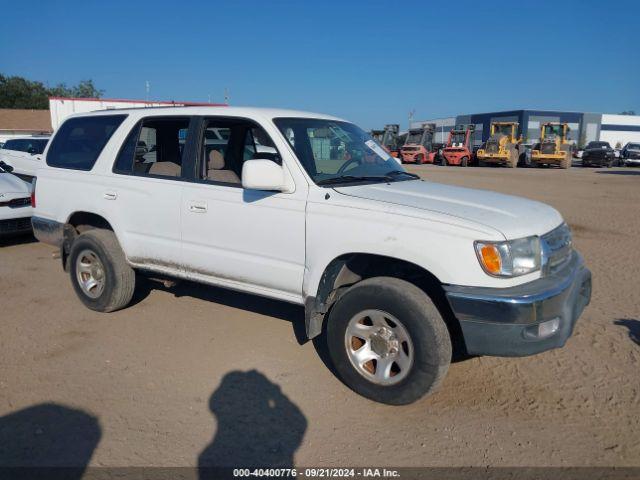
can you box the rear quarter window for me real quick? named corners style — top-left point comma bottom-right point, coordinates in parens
top-left (46, 115), bottom-right (127, 170)
top-left (3, 139), bottom-right (25, 152)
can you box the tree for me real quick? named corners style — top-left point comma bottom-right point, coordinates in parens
top-left (619, 110), bottom-right (636, 115)
top-left (0, 74), bottom-right (104, 109)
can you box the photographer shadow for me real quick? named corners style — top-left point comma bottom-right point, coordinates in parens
top-left (0, 403), bottom-right (100, 480)
top-left (198, 370), bottom-right (307, 478)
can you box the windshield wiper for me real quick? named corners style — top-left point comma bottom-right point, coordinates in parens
top-left (316, 175), bottom-right (391, 186)
top-left (384, 170), bottom-right (421, 180)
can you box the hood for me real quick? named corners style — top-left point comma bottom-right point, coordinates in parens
top-left (0, 172), bottom-right (31, 195)
top-left (334, 180), bottom-right (563, 239)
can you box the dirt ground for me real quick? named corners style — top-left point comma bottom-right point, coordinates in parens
top-left (0, 165), bottom-right (638, 469)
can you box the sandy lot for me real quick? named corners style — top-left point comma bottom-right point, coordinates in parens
top-left (0, 166), bottom-right (638, 469)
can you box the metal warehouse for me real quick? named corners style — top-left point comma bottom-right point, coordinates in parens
top-left (411, 110), bottom-right (640, 148)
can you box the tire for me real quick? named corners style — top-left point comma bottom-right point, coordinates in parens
top-left (507, 145), bottom-right (518, 168)
top-left (460, 156), bottom-right (469, 167)
top-left (560, 151), bottom-right (571, 169)
top-left (68, 229), bottom-right (135, 312)
top-left (325, 277), bottom-right (451, 405)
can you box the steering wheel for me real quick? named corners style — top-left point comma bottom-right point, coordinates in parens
top-left (337, 157), bottom-right (361, 175)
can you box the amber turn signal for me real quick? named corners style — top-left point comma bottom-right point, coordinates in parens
top-left (479, 244), bottom-right (502, 275)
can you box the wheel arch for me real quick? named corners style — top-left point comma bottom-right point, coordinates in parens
top-left (61, 211), bottom-right (116, 271)
top-left (304, 253), bottom-right (462, 345)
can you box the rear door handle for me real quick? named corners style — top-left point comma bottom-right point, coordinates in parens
top-left (188, 201), bottom-right (207, 213)
top-left (103, 192), bottom-right (117, 200)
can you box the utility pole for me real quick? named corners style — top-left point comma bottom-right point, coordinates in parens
top-left (408, 109), bottom-right (415, 130)
top-left (224, 88), bottom-right (229, 105)
top-left (145, 81), bottom-right (150, 102)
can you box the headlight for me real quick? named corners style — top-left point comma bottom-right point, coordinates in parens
top-left (475, 236), bottom-right (541, 277)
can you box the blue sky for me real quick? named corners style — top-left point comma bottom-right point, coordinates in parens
top-left (1, 0), bottom-right (638, 129)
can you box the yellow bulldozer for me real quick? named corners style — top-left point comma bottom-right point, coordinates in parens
top-left (530, 122), bottom-right (572, 169)
top-left (476, 122), bottom-right (522, 168)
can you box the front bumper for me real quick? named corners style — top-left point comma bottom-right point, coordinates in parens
top-left (0, 217), bottom-right (32, 236)
top-left (444, 252), bottom-right (591, 357)
top-left (624, 158), bottom-right (640, 166)
top-left (583, 155), bottom-right (612, 165)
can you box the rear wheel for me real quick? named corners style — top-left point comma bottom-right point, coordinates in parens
top-left (559, 145), bottom-right (572, 169)
top-left (326, 277), bottom-right (451, 405)
top-left (69, 229), bottom-right (135, 312)
top-left (460, 156), bottom-right (469, 167)
top-left (507, 145), bottom-right (518, 168)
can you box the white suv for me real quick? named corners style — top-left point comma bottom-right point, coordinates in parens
top-left (32, 107), bottom-right (591, 404)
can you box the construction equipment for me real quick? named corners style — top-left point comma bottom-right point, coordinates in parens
top-left (442, 125), bottom-right (475, 166)
top-left (531, 122), bottom-right (572, 169)
top-left (381, 124), bottom-right (401, 158)
top-left (476, 122), bottom-right (522, 168)
top-left (400, 123), bottom-right (437, 164)
top-left (370, 125), bottom-right (401, 157)
top-left (370, 129), bottom-right (385, 145)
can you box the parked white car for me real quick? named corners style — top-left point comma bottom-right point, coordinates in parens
top-left (31, 107), bottom-right (592, 404)
top-left (0, 161), bottom-right (33, 236)
top-left (0, 136), bottom-right (50, 179)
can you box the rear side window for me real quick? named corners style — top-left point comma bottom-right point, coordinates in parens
top-left (112, 117), bottom-right (190, 178)
top-left (47, 115), bottom-right (127, 170)
top-left (3, 139), bottom-right (25, 152)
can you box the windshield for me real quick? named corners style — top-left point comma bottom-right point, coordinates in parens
top-left (274, 118), bottom-right (408, 185)
top-left (543, 124), bottom-right (564, 137)
top-left (626, 143), bottom-right (640, 150)
top-left (405, 130), bottom-right (423, 145)
top-left (493, 124), bottom-right (514, 137)
top-left (587, 142), bottom-right (610, 149)
top-left (450, 132), bottom-right (466, 145)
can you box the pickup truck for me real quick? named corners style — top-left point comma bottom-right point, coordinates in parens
top-left (32, 107), bottom-right (592, 405)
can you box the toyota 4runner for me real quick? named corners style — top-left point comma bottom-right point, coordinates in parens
top-left (32, 107), bottom-right (592, 404)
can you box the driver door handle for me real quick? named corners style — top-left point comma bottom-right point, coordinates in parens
top-left (188, 201), bottom-right (208, 213)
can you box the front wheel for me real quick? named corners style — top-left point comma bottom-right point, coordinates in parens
top-left (460, 156), bottom-right (469, 167)
top-left (326, 277), bottom-right (451, 405)
top-left (69, 229), bottom-right (136, 312)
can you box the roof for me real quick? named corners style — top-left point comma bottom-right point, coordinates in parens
top-left (0, 109), bottom-right (52, 132)
top-left (49, 96), bottom-right (227, 106)
top-left (65, 106), bottom-right (346, 122)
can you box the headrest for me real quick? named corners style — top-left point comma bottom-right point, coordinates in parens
top-left (208, 150), bottom-right (224, 170)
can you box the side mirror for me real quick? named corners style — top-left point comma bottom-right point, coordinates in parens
top-left (0, 160), bottom-right (14, 173)
top-left (242, 159), bottom-right (291, 192)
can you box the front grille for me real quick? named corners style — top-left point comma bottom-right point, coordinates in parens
top-left (485, 140), bottom-right (499, 154)
top-left (540, 142), bottom-right (556, 155)
top-left (541, 223), bottom-right (573, 275)
top-left (0, 217), bottom-right (32, 234)
top-left (0, 197), bottom-right (31, 208)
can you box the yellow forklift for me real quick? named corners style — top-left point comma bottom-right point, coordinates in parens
top-left (476, 122), bottom-right (522, 168)
top-left (531, 122), bottom-right (572, 169)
